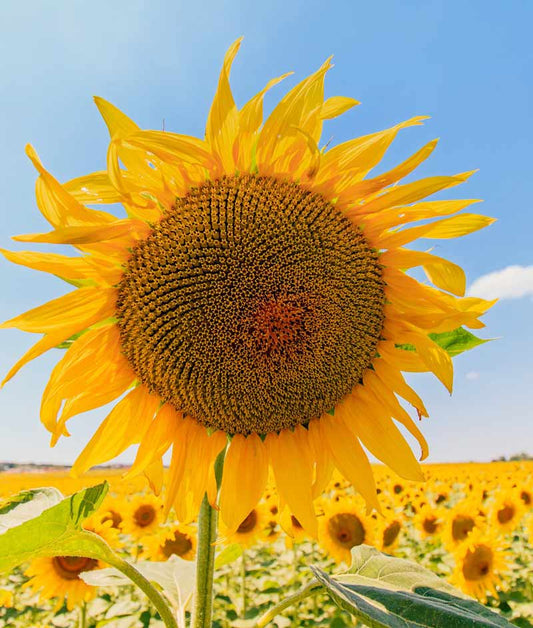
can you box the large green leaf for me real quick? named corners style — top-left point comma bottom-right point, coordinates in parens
top-left (0, 482), bottom-right (109, 572)
top-left (312, 545), bottom-right (512, 628)
top-left (429, 327), bottom-right (490, 357)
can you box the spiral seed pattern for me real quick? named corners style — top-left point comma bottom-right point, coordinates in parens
top-left (116, 175), bottom-right (385, 435)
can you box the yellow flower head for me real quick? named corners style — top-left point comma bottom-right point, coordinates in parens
top-left (142, 523), bottom-right (197, 561)
top-left (2, 39), bottom-right (494, 536)
top-left (491, 489), bottom-right (526, 534)
top-left (24, 555), bottom-right (100, 611)
top-left (318, 498), bottom-right (374, 565)
top-left (413, 504), bottom-right (445, 539)
top-left (442, 498), bottom-right (485, 550)
top-left (220, 502), bottom-right (270, 549)
top-left (122, 493), bottom-right (164, 539)
top-left (451, 530), bottom-right (508, 603)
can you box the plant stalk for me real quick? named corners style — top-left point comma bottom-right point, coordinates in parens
top-left (241, 550), bottom-right (247, 618)
top-left (254, 582), bottom-right (322, 628)
top-left (191, 494), bottom-right (219, 628)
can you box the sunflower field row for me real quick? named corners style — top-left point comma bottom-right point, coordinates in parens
top-left (0, 460), bottom-right (531, 627)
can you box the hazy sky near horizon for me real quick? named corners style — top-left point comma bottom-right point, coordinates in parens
top-left (0, 0), bottom-right (532, 465)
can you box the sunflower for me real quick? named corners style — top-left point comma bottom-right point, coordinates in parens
top-left (24, 555), bottom-right (100, 611)
top-left (318, 498), bottom-right (374, 565)
top-left (413, 504), bottom-right (444, 539)
top-left (221, 502), bottom-right (270, 549)
top-left (491, 489), bottom-right (526, 534)
top-left (122, 494), bottom-right (163, 539)
top-left (379, 516), bottom-right (403, 552)
top-left (142, 523), bottom-right (197, 561)
top-left (95, 495), bottom-right (128, 531)
top-left (442, 498), bottom-right (484, 550)
top-left (1, 39), bottom-right (494, 536)
top-left (451, 530), bottom-right (508, 603)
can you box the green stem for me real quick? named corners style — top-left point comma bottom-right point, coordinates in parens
top-left (241, 550), bottom-right (247, 618)
top-left (79, 601), bottom-right (87, 628)
top-left (102, 549), bottom-right (178, 628)
top-left (191, 494), bottom-right (219, 628)
top-left (254, 582), bottom-right (322, 628)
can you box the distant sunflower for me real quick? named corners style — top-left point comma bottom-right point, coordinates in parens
top-left (442, 499), bottom-right (484, 550)
top-left (143, 523), bottom-right (197, 561)
top-left (0, 589), bottom-right (12, 608)
top-left (122, 494), bottom-right (163, 538)
top-left (24, 555), bottom-right (99, 610)
top-left (379, 517), bottom-right (403, 552)
top-left (491, 490), bottom-right (525, 533)
top-left (451, 531), bottom-right (508, 602)
top-left (318, 499), bottom-right (374, 564)
top-left (1, 38), bottom-right (494, 535)
top-left (413, 504), bottom-right (444, 539)
top-left (221, 503), bottom-right (270, 548)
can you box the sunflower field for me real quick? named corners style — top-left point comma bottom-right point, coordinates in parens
top-left (0, 460), bottom-right (531, 627)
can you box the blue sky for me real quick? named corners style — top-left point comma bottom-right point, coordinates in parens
top-left (0, 0), bottom-right (531, 465)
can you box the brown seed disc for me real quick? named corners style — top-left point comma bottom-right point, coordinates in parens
top-left (327, 513), bottom-right (366, 548)
top-left (117, 175), bottom-right (385, 435)
top-left (53, 556), bottom-right (98, 580)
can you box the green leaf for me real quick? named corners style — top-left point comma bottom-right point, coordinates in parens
top-left (80, 555), bottom-right (196, 607)
top-left (312, 545), bottom-right (513, 628)
top-left (215, 543), bottom-right (243, 568)
top-left (0, 482), bottom-right (109, 573)
top-left (429, 327), bottom-right (490, 357)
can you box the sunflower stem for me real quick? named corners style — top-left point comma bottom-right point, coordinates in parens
top-left (79, 601), bottom-right (87, 628)
top-left (191, 494), bottom-right (218, 628)
top-left (253, 581), bottom-right (322, 627)
top-left (102, 550), bottom-right (178, 628)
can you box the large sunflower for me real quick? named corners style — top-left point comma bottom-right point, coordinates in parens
top-left (1, 39), bottom-right (494, 536)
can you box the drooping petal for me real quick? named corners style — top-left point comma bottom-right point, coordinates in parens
top-left (307, 419), bottom-right (334, 499)
top-left (127, 404), bottom-right (181, 478)
top-left (219, 433), bottom-right (268, 533)
top-left (72, 385), bottom-right (159, 475)
top-left (346, 388), bottom-right (425, 481)
top-left (94, 96), bottom-right (140, 139)
top-left (372, 357), bottom-right (428, 417)
top-left (320, 410), bottom-right (380, 511)
top-left (267, 426), bottom-right (317, 536)
top-left (144, 458), bottom-right (165, 496)
top-left (64, 172), bottom-right (124, 204)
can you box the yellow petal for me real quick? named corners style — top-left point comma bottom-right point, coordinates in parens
top-left (1, 286), bottom-right (116, 334)
top-left (382, 248), bottom-right (466, 296)
top-left (347, 388), bottom-right (425, 481)
top-left (372, 357), bottom-right (428, 417)
top-left (267, 426), bottom-right (317, 536)
top-left (319, 96), bottom-right (360, 119)
top-left (307, 419), bottom-right (334, 499)
top-left (72, 385), bottom-right (159, 475)
top-left (205, 37), bottom-right (242, 173)
top-left (320, 410), bottom-right (380, 511)
top-left (352, 171), bottom-right (475, 217)
top-left (93, 96), bottom-right (140, 139)
top-left (13, 219), bottom-right (148, 245)
top-left (363, 369), bottom-right (429, 460)
top-left (144, 458), bottom-right (165, 496)
top-left (219, 433), bottom-right (268, 533)
top-left (0, 249), bottom-right (122, 286)
top-left (26, 145), bottom-right (116, 228)
top-left (127, 404), bottom-right (180, 478)
top-left (257, 58), bottom-right (332, 167)
top-left (235, 72), bottom-right (292, 171)
top-left (317, 116), bottom-right (427, 188)
top-left (64, 172), bottom-right (124, 204)
top-left (43, 325), bottom-right (135, 441)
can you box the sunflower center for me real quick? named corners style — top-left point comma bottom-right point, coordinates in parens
top-left (134, 504), bottom-right (156, 528)
top-left (327, 513), bottom-right (365, 549)
top-left (452, 515), bottom-right (475, 541)
top-left (102, 510), bottom-right (123, 529)
top-left (161, 531), bottom-right (193, 558)
top-left (117, 175), bottom-right (385, 435)
top-left (423, 516), bottom-right (438, 534)
top-left (383, 520), bottom-right (401, 547)
top-left (462, 545), bottom-right (493, 581)
top-left (497, 505), bottom-right (515, 524)
top-left (52, 556), bottom-right (98, 581)
top-left (237, 510), bottom-right (258, 534)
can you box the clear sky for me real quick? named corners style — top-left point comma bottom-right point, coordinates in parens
top-left (0, 0), bottom-right (531, 465)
